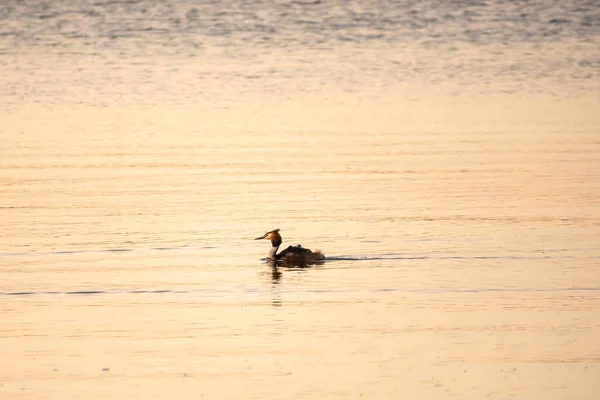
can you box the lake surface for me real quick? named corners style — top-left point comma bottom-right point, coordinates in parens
top-left (1, 0), bottom-right (599, 399)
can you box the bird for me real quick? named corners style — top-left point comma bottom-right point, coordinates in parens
top-left (254, 229), bottom-right (325, 267)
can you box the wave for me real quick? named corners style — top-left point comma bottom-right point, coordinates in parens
top-left (2, 286), bottom-right (599, 297)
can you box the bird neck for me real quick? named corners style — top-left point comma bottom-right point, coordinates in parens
top-left (268, 235), bottom-right (282, 260)
top-left (268, 244), bottom-right (280, 260)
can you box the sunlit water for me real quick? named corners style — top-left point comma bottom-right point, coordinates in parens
top-left (1, 0), bottom-right (600, 399)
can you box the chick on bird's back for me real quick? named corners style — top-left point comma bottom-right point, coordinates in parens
top-left (254, 229), bottom-right (325, 267)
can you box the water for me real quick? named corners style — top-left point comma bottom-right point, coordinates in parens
top-left (1, 1), bottom-right (600, 399)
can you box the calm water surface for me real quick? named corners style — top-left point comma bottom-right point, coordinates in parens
top-left (1, 0), bottom-right (600, 399)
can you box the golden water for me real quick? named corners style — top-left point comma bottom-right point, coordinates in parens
top-left (1, 0), bottom-right (600, 398)
top-left (2, 104), bottom-right (599, 399)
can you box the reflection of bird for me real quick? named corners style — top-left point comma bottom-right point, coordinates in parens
top-left (255, 229), bottom-right (325, 267)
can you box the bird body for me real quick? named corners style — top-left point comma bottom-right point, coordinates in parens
top-left (255, 229), bottom-right (324, 267)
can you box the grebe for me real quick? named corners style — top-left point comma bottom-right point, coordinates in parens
top-left (255, 229), bottom-right (325, 266)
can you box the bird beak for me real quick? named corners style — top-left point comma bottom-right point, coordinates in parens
top-left (255, 234), bottom-right (267, 240)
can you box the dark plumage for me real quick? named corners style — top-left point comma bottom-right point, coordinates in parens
top-left (254, 229), bottom-right (325, 267)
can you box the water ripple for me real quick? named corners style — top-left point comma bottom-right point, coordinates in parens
top-left (2, 286), bottom-right (599, 297)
